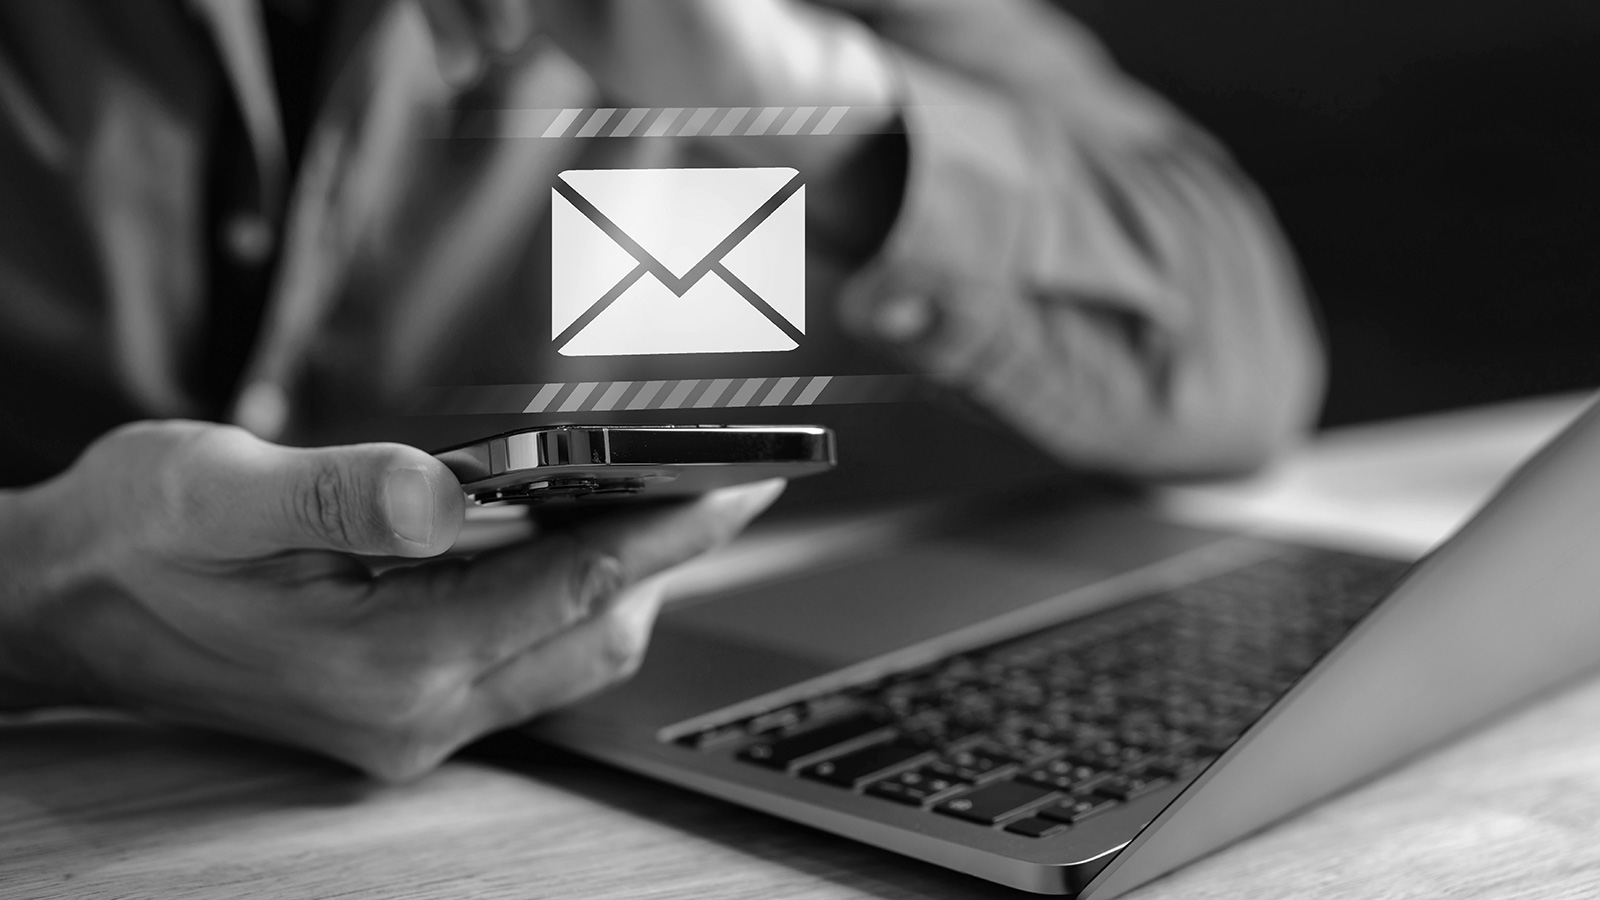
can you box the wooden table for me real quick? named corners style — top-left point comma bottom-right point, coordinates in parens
top-left (6, 395), bottom-right (1600, 900)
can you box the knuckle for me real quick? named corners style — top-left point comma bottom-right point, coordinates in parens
top-left (288, 653), bottom-right (460, 783)
top-left (567, 550), bottom-right (628, 618)
top-left (295, 459), bottom-right (358, 549)
top-left (159, 442), bottom-right (213, 514)
top-left (614, 644), bottom-right (647, 681)
top-left (363, 667), bottom-right (456, 730)
top-left (598, 612), bottom-right (649, 676)
top-left (146, 424), bottom-right (248, 542)
top-left (356, 729), bottom-right (453, 783)
top-left (324, 673), bottom-right (463, 782)
top-left (99, 419), bottom-right (177, 459)
top-left (318, 645), bottom-right (459, 731)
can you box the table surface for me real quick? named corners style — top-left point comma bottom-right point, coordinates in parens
top-left (6, 394), bottom-right (1600, 900)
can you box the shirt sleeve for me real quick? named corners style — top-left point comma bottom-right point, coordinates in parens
top-left (828, 0), bottom-right (1324, 479)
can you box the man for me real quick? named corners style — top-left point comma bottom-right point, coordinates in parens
top-left (0, 0), bottom-right (1321, 780)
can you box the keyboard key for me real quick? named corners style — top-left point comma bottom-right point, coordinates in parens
top-left (1039, 795), bottom-right (1117, 824)
top-left (931, 747), bottom-right (1018, 783)
top-left (1005, 816), bottom-right (1068, 838)
top-left (802, 742), bottom-right (932, 789)
top-left (677, 723), bottom-right (745, 751)
top-left (865, 767), bottom-right (963, 806)
top-left (969, 739), bottom-right (1034, 764)
top-left (934, 780), bottom-right (1059, 825)
top-left (1093, 772), bottom-right (1171, 801)
top-left (1119, 725), bottom-right (1193, 752)
top-left (1144, 754), bottom-right (1215, 779)
top-left (1066, 739), bottom-right (1149, 770)
top-left (863, 780), bottom-right (922, 805)
top-left (1021, 759), bottom-right (1106, 792)
top-left (802, 694), bottom-right (861, 721)
top-left (739, 714), bottom-right (893, 771)
top-left (744, 706), bottom-right (805, 735)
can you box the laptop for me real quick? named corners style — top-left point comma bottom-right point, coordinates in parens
top-left (521, 392), bottom-right (1600, 896)
top-left (399, 107), bottom-right (1593, 895)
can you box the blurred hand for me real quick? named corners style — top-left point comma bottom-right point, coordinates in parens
top-left (420, 0), bottom-right (895, 112)
top-left (0, 421), bottom-right (783, 780)
top-left (549, 0), bottom-right (908, 258)
top-left (418, 0), bottom-right (535, 86)
top-left (526, 0), bottom-right (895, 116)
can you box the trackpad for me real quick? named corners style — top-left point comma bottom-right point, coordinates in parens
top-left (665, 504), bottom-right (1225, 668)
top-left (558, 503), bottom-right (1224, 731)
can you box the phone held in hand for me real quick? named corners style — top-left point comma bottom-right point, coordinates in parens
top-left (434, 424), bottom-right (835, 505)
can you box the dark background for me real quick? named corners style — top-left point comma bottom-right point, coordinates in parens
top-left (1061, 0), bottom-right (1600, 425)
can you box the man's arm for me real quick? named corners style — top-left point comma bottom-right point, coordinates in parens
top-left (828, 0), bottom-right (1323, 478)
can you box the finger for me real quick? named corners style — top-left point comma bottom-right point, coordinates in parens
top-left (182, 428), bottom-right (466, 559)
top-left (461, 578), bottom-right (666, 735)
top-left (268, 575), bottom-right (663, 783)
top-left (527, 484), bottom-right (763, 534)
top-left (386, 478), bottom-right (784, 666)
top-left (418, 0), bottom-right (486, 87)
top-left (568, 478), bottom-right (788, 580)
top-left (462, 0), bottom-right (533, 55)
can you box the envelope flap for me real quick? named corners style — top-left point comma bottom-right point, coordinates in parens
top-left (558, 167), bottom-right (799, 280)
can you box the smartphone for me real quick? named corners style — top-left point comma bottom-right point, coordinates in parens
top-left (434, 424), bottom-right (836, 505)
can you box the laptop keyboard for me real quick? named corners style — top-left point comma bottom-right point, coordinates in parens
top-left (672, 546), bottom-right (1410, 838)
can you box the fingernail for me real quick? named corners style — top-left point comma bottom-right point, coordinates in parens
top-left (386, 468), bottom-right (436, 546)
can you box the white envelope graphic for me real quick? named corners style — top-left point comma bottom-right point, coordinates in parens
top-left (551, 167), bottom-right (805, 356)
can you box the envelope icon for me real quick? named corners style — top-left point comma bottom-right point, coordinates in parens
top-left (551, 167), bottom-right (805, 356)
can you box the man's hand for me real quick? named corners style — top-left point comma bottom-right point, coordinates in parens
top-left (530, 1), bottom-right (900, 192)
top-left (526, 0), bottom-right (895, 114)
top-left (421, 0), bottom-right (894, 111)
top-left (419, 0), bottom-right (535, 87)
top-left (0, 421), bottom-right (782, 781)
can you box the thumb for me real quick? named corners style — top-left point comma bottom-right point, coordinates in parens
top-left (220, 435), bottom-right (466, 558)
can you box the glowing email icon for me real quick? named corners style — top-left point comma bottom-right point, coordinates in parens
top-left (551, 167), bottom-right (805, 356)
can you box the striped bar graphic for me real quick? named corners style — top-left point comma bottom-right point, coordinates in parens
top-left (626, 380), bottom-right (667, 411)
top-left (591, 381), bottom-right (632, 411)
top-left (694, 378), bottom-right (735, 408)
top-left (609, 107), bottom-right (650, 138)
top-left (522, 382), bottom-right (565, 413)
top-left (777, 107), bottom-right (817, 136)
top-left (661, 379), bottom-right (701, 409)
top-left (726, 378), bottom-right (767, 408)
top-left (573, 108), bottom-right (615, 138)
top-left (474, 107), bottom-right (899, 140)
top-left (760, 376), bottom-right (801, 406)
top-left (539, 108), bottom-right (582, 139)
top-left (414, 374), bottom-right (924, 417)
top-left (557, 382), bottom-right (600, 412)
top-left (676, 107), bottom-right (717, 137)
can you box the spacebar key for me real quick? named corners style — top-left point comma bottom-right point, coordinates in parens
top-left (739, 714), bottom-right (893, 771)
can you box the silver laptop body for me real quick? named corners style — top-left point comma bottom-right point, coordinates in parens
top-left (529, 394), bottom-right (1600, 896)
